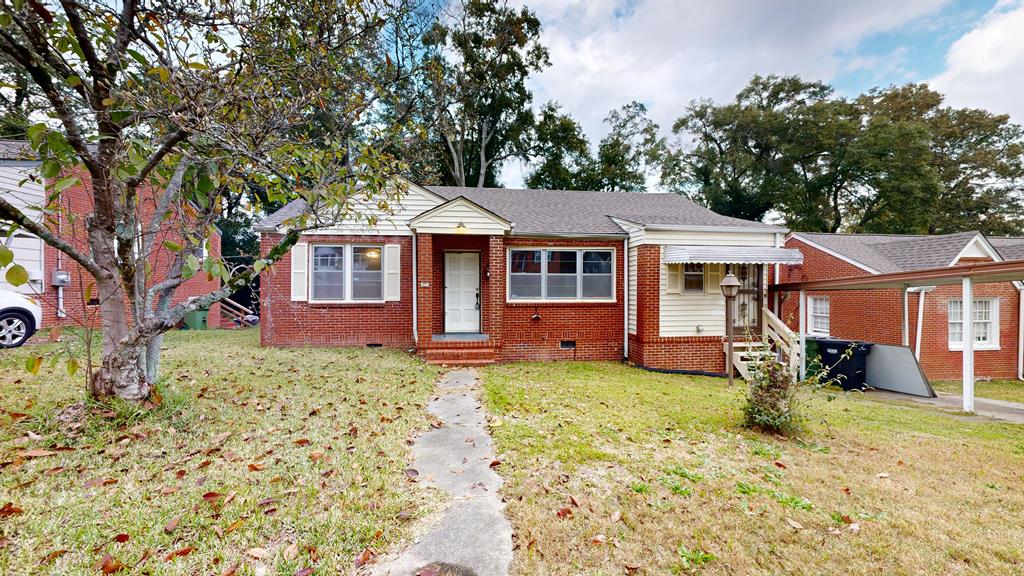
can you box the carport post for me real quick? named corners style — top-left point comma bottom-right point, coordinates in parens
top-left (901, 286), bottom-right (909, 346)
top-left (798, 289), bottom-right (807, 380)
top-left (963, 277), bottom-right (975, 413)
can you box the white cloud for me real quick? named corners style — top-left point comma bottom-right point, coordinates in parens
top-left (502, 0), bottom-right (949, 186)
top-left (931, 0), bottom-right (1024, 121)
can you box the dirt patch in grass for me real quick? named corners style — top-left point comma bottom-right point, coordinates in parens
top-left (482, 361), bottom-right (1024, 575)
top-left (0, 329), bottom-right (441, 575)
top-left (932, 379), bottom-right (1024, 404)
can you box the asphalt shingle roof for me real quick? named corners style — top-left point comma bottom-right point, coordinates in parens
top-left (988, 236), bottom-right (1024, 261)
top-left (424, 186), bottom-right (781, 236)
top-left (257, 186), bottom-right (784, 235)
top-left (795, 231), bottom-right (983, 273)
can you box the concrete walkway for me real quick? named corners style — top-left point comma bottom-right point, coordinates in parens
top-left (868, 390), bottom-right (1024, 424)
top-left (371, 369), bottom-right (512, 576)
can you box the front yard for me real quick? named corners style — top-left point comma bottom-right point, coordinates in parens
top-left (0, 329), bottom-right (441, 574)
top-left (482, 362), bottom-right (1024, 575)
top-left (931, 379), bottom-right (1024, 404)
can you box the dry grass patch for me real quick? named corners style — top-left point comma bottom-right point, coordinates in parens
top-left (482, 361), bottom-right (1024, 575)
top-left (0, 329), bottom-right (441, 575)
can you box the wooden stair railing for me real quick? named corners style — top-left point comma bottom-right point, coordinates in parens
top-left (221, 297), bottom-right (256, 327)
top-left (726, 307), bottom-right (801, 381)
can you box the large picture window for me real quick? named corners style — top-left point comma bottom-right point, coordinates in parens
top-left (949, 298), bottom-right (999, 350)
top-left (508, 249), bottom-right (614, 301)
top-left (310, 244), bottom-right (383, 302)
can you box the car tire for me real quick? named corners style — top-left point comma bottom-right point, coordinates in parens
top-left (0, 310), bottom-right (33, 348)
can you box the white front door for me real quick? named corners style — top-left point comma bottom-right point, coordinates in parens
top-left (444, 252), bottom-right (480, 333)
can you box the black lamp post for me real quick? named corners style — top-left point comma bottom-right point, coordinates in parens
top-left (720, 271), bottom-right (741, 387)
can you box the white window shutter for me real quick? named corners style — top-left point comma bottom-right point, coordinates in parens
top-left (290, 242), bottom-right (308, 301)
top-left (704, 263), bottom-right (723, 295)
top-left (384, 243), bottom-right (401, 301)
top-left (665, 263), bottom-right (680, 293)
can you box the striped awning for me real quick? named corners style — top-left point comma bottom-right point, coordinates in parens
top-left (662, 245), bottom-right (803, 265)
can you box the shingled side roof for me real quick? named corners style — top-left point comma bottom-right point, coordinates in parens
top-left (794, 231), bottom-right (987, 273)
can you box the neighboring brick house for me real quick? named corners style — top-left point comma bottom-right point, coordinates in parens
top-left (776, 231), bottom-right (1024, 381)
top-left (256, 182), bottom-right (802, 369)
top-left (0, 140), bottom-right (221, 329)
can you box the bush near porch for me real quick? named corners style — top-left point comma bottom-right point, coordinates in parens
top-left (0, 330), bottom-right (441, 575)
top-left (482, 362), bottom-right (1024, 575)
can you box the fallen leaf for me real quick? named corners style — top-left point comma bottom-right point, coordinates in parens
top-left (876, 472), bottom-right (890, 479)
top-left (0, 502), bottom-right (24, 517)
top-left (202, 492), bottom-right (224, 502)
top-left (404, 468), bottom-right (419, 479)
top-left (17, 449), bottom-right (57, 458)
top-left (284, 541), bottom-right (300, 561)
top-left (309, 451), bottom-right (324, 462)
top-left (40, 549), bottom-right (68, 564)
top-left (785, 517), bottom-right (804, 530)
top-left (165, 546), bottom-right (195, 561)
top-left (112, 533), bottom-right (129, 544)
top-left (354, 548), bottom-right (376, 567)
top-left (610, 510), bottom-right (622, 523)
top-left (164, 516), bottom-right (180, 534)
top-left (295, 568), bottom-right (314, 576)
top-left (247, 463), bottom-right (264, 472)
top-left (848, 522), bottom-right (861, 533)
top-left (489, 460), bottom-right (501, 468)
top-left (247, 547), bottom-right (269, 559)
top-left (774, 461), bottom-right (787, 469)
top-left (98, 554), bottom-right (126, 574)
top-left (294, 438), bottom-right (311, 446)
top-left (556, 507), bottom-right (573, 519)
top-left (591, 534), bottom-right (607, 545)
top-left (220, 561), bottom-right (241, 576)
top-left (225, 518), bottom-right (245, 534)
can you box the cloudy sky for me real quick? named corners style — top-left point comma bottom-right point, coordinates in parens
top-left (503, 0), bottom-right (1024, 186)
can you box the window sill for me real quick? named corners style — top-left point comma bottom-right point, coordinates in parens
top-left (506, 299), bottom-right (618, 306)
top-left (308, 300), bottom-right (388, 307)
top-left (948, 344), bottom-right (1000, 352)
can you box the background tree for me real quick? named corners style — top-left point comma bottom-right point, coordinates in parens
top-left (421, 0), bottom-right (548, 187)
top-left (525, 102), bottom-right (593, 190)
top-left (0, 0), bottom-right (423, 401)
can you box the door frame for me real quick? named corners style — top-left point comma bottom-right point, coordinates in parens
top-left (443, 250), bottom-right (482, 333)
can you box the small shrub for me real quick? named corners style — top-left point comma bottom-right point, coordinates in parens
top-left (665, 465), bottom-right (705, 483)
top-left (749, 441), bottom-right (781, 459)
top-left (630, 482), bottom-right (651, 494)
top-left (742, 344), bottom-right (848, 436)
top-left (735, 481), bottom-right (764, 495)
top-left (661, 477), bottom-right (693, 496)
top-left (773, 492), bottom-right (813, 510)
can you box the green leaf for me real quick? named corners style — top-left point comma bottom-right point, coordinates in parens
top-left (25, 355), bottom-right (42, 375)
top-left (5, 264), bottom-right (28, 286)
top-left (66, 357), bottom-right (79, 376)
top-left (65, 75), bottom-right (82, 88)
top-left (26, 124), bottom-right (46, 147)
top-left (52, 176), bottom-right (79, 193)
top-left (84, 283), bottom-right (94, 303)
top-left (148, 67), bottom-right (170, 82)
top-left (39, 159), bottom-right (61, 179)
top-left (163, 240), bottom-right (183, 252)
top-left (0, 245), bottom-right (12, 267)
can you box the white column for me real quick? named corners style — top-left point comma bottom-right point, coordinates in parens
top-left (799, 289), bottom-right (807, 380)
top-left (901, 286), bottom-right (909, 347)
top-left (914, 289), bottom-right (927, 360)
top-left (962, 277), bottom-right (975, 413)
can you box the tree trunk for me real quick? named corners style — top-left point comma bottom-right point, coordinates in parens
top-left (90, 337), bottom-right (152, 401)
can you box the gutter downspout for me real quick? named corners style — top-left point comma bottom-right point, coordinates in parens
top-left (907, 286), bottom-right (933, 360)
top-left (623, 238), bottom-right (629, 359)
top-left (773, 233), bottom-right (781, 315)
top-left (411, 234), bottom-right (418, 344)
top-left (1011, 284), bottom-right (1019, 379)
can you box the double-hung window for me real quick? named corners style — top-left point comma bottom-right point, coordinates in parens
top-left (682, 264), bottom-right (704, 292)
top-left (508, 249), bottom-right (614, 301)
top-left (948, 298), bottom-right (999, 350)
top-left (808, 296), bottom-right (830, 336)
top-left (310, 244), bottom-right (383, 302)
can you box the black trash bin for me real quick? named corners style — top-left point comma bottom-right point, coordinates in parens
top-left (806, 338), bottom-right (873, 391)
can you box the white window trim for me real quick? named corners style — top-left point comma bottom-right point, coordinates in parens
top-left (308, 243), bottom-right (385, 304)
top-left (506, 247), bottom-right (616, 303)
top-left (948, 297), bottom-right (1000, 351)
top-left (808, 295), bottom-right (830, 337)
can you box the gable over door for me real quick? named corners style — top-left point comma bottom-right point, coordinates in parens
top-left (444, 252), bottom-right (480, 333)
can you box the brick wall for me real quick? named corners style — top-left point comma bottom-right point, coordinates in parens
top-left (36, 166), bottom-right (221, 329)
top-left (778, 237), bottom-right (1020, 380)
top-left (499, 237), bottom-right (624, 361)
top-left (259, 233), bottom-right (414, 347)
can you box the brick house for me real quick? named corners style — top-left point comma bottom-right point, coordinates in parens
top-left (256, 181), bottom-right (802, 369)
top-left (777, 231), bottom-right (1024, 381)
top-left (0, 140), bottom-right (221, 329)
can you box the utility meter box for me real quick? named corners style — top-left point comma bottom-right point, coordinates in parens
top-left (52, 270), bottom-right (71, 287)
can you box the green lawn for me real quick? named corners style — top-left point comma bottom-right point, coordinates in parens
top-left (931, 379), bottom-right (1024, 404)
top-left (482, 362), bottom-right (1024, 576)
top-left (0, 329), bottom-right (441, 575)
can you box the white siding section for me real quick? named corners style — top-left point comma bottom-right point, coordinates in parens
top-left (0, 165), bottom-right (45, 294)
top-left (660, 262), bottom-right (726, 337)
top-left (411, 198), bottom-right (510, 235)
top-left (313, 183), bottom-right (443, 236)
top-left (644, 229), bottom-right (777, 247)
